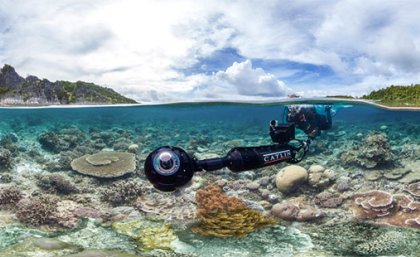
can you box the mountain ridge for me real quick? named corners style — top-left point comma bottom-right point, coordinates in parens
top-left (0, 65), bottom-right (137, 106)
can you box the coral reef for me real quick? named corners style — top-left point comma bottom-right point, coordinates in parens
top-left (16, 195), bottom-right (58, 226)
top-left (271, 202), bottom-right (324, 222)
top-left (0, 186), bottom-right (23, 205)
top-left (340, 132), bottom-right (394, 169)
top-left (275, 165), bottom-right (308, 193)
top-left (0, 101), bottom-right (420, 256)
top-left (0, 173), bottom-right (13, 183)
top-left (37, 173), bottom-right (79, 194)
top-left (195, 184), bottom-right (246, 214)
top-left (38, 131), bottom-right (60, 152)
top-left (353, 231), bottom-right (407, 256)
top-left (305, 222), bottom-right (420, 256)
top-left (112, 219), bottom-right (177, 252)
top-left (0, 149), bottom-right (12, 170)
top-left (0, 134), bottom-right (19, 154)
top-left (71, 152), bottom-right (136, 178)
top-left (137, 223), bottom-right (176, 251)
top-left (0, 237), bottom-right (82, 257)
top-left (307, 165), bottom-right (335, 189)
top-left (64, 250), bottom-right (140, 257)
top-left (57, 219), bottom-right (137, 252)
top-left (38, 128), bottom-right (86, 153)
top-left (134, 192), bottom-right (196, 221)
top-left (53, 200), bottom-right (81, 228)
top-left (192, 184), bottom-right (276, 237)
top-left (101, 180), bottom-right (143, 206)
top-left (404, 182), bottom-right (420, 200)
top-left (352, 190), bottom-right (420, 228)
top-left (314, 192), bottom-right (343, 208)
top-left (180, 224), bottom-right (313, 257)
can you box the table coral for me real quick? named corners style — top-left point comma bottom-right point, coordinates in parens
top-left (70, 151), bottom-right (136, 178)
top-left (404, 182), bottom-right (420, 200)
top-left (352, 190), bottom-right (420, 229)
top-left (192, 184), bottom-right (276, 237)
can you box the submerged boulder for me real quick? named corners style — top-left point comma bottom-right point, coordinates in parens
top-left (275, 165), bottom-right (308, 193)
top-left (70, 152), bottom-right (136, 178)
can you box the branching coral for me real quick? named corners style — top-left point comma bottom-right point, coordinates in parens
top-left (192, 184), bottom-right (276, 237)
top-left (352, 190), bottom-right (420, 229)
top-left (37, 174), bottom-right (79, 194)
top-left (0, 186), bottom-right (23, 205)
top-left (16, 195), bottom-right (59, 226)
top-left (0, 148), bottom-right (12, 170)
top-left (340, 132), bottom-right (394, 169)
top-left (101, 180), bottom-right (143, 206)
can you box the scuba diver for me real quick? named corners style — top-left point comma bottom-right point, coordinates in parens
top-left (283, 105), bottom-right (332, 139)
top-left (144, 104), bottom-right (334, 191)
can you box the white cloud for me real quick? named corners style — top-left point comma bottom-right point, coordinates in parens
top-left (188, 60), bottom-right (291, 101)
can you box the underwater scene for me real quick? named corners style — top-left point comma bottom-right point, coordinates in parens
top-left (0, 101), bottom-right (419, 257)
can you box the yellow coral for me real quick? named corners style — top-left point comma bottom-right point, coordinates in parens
top-left (193, 184), bottom-right (276, 237)
top-left (137, 224), bottom-right (176, 251)
top-left (112, 220), bottom-right (177, 251)
top-left (112, 219), bottom-right (144, 238)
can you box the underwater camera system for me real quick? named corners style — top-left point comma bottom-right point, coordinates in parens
top-left (145, 120), bottom-right (311, 191)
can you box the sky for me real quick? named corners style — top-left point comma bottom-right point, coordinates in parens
top-left (1, 0), bottom-right (420, 103)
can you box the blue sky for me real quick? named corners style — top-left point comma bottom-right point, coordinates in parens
top-left (1, 0), bottom-right (420, 103)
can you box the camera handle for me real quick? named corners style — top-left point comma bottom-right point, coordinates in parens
top-left (144, 140), bottom-right (310, 191)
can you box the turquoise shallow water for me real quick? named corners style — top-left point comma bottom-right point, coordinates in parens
top-left (0, 101), bottom-right (419, 257)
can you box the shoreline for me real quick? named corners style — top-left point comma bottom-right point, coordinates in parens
top-left (0, 98), bottom-right (419, 110)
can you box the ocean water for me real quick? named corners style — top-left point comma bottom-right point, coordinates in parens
top-left (0, 100), bottom-right (419, 257)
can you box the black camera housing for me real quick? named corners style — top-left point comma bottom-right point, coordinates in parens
top-left (269, 121), bottom-right (295, 145)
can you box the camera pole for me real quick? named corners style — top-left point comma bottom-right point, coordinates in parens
top-left (144, 140), bottom-right (309, 191)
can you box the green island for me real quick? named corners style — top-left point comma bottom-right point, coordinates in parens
top-left (0, 64), bottom-right (137, 105)
top-left (362, 84), bottom-right (420, 107)
top-left (326, 84), bottom-right (420, 108)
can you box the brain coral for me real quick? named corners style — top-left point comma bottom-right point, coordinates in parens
top-left (71, 152), bottom-right (136, 178)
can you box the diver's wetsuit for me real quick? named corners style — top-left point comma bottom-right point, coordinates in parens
top-left (286, 106), bottom-right (332, 139)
